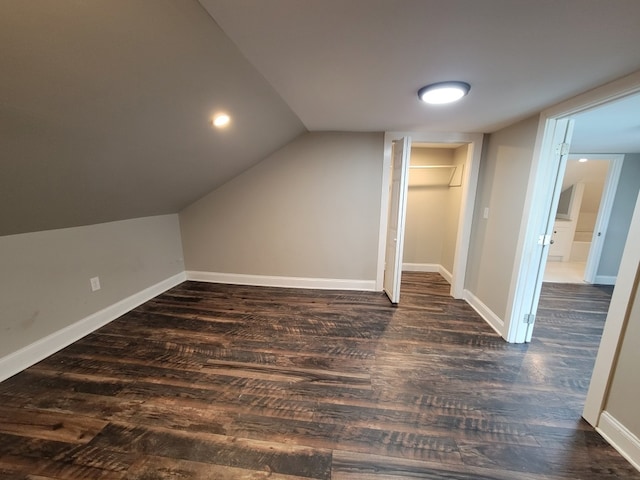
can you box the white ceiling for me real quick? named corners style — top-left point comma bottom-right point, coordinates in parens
top-left (202, 0), bottom-right (640, 151)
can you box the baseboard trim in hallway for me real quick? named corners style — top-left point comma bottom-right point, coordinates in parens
top-left (598, 411), bottom-right (640, 472)
top-left (463, 288), bottom-right (504, 336)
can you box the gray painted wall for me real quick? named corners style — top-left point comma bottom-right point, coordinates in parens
top-left (465, 116), bottom-right (539, 321)
top-left (597, 154), bottom-right (640, 278)
top-left (180, 132), bottom-right (384, 281)
top-left (0, 215), bottom-right (184, 359)
top-left (1, 0), bottom-right (305, 237)
top-left (604, 261), bottom-right (640, 437)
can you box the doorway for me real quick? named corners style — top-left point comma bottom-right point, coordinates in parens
top-left (506, 88), bottom-right (640, 344)
top-left (544, 154), bottom-right (625, 285)
top-left (503, 72), bottom-right (640, 430)
top-left (403, 143), bottom-right (468, 284)
top-left (377, 132), bottom-right (483, 303)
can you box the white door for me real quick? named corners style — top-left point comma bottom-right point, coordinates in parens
top-left (383, 137), bottom-right (411, 304)
top-left (583, 155), bottom-right (624, 284)
top-left (505, 118), bottom-right (574, 343)
top-left (523, 119), bottom-right (575, 342)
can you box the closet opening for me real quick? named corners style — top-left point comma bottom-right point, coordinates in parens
top-left (377, 132), bottom-right (483, 305)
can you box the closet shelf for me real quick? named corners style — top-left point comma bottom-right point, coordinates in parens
top-left (409, 165), bottom-right (461, 187)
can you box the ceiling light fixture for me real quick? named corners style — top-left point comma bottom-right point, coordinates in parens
top-left (418, 81), bottom-right (471, 105)
top-left (212, 113), bottom-right (230, 128)
top-left (578, 158), bottom-right (588, 163)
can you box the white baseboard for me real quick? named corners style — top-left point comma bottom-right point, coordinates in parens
top-left (439, 266), bottom-right (453, 284)
top-left (402, 263), bottom-right (453, 284)
top-left (594, 275), bottom-right (617, 285)
top-left (0, 272), bottom-right (186, 382)
top-left (463, 289), bottom-right (504, 336)
top-left (186, 271), bottom-right (377, 292)
top-left (598, 411), bottom-right (640, 472)
top-left (402, 263), bottom-right (440, 272)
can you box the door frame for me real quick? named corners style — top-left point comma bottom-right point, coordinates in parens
top-left (383, 137), bottom-right (411, 304)
top-left (500, 70), bottom-right (640, 426)
top-left (505, 71), bottom-right (640, 343)
top-left (512, 117), bottom-right (576, 344)
top-left (577, 153), bottom-right (625, 284)
top-left (376, 131), bottom-right (483, 299)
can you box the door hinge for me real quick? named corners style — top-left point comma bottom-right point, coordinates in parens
top-left (524, 314), bottom-right (535, 325)
top-left (538, 234), bottom-right (552, 246)
top-left (555, 143), bottom-right (570, 156)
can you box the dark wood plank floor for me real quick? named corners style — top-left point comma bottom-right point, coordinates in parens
top-left (1, 273), bottom-right (637, 479)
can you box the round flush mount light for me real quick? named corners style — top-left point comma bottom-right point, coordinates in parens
top-left (418, 81), bottom-right (471, 105)
top-left (578, 158), bottom-right (588, 163)
top-left (212, 113), bottom-right (230, 128)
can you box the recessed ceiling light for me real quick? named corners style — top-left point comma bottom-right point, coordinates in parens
top-left (578, 158), bottom-right (588, 163)
top-left (418, 81), bottom-right (471, 105)
top-left (212, 114), bottom-right (230, 128)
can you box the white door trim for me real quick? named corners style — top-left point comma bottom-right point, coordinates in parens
top-left (383, 137), bottom-right (411, 304)
top-left (500, 69), bottom-right (640, 427)
top-left (376, 131), bottom-right (483, 299)
top-left (584, 192), bottom-right (640, 425)
top-left (579, 154), bottom-right (625, 283)
top-left (504, 117), bottom-right (574, 344)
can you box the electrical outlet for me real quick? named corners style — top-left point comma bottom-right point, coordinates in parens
top-left (90, 276), bottom-right (101, 292)
top-left (483, 207), bottom-right (490, 219)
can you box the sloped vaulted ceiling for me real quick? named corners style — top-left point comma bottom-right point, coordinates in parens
top-left (4, 0), bottom-right (640, 237)
top-left (0, 0), bottom-right (305, 236)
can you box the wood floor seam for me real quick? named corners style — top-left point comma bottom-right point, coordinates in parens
top-left (0, 273), bottom-right (635, 479)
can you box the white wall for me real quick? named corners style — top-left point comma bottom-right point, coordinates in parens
top-left (180, 132), bottom-right (384, 285)
top-left (465, 116), bottom-right (539, 323)
top-left (0, 215), bottom-right (185, 364)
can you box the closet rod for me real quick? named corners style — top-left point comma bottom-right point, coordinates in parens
top-left (409, 165), bottom-right (456, 169)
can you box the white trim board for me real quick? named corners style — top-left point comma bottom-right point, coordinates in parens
top-left (579, 154), bottom-right (625, 284)
top-left (402, 263), bottom-right (439, 272)
top-left (186, 271), bottom-right (377, 292)
top-left (594, 275), bottom-right (617, 286)
top-left (0, 272), bottom-right (186, 382)
top-left (598, 411), bottom-right (640, 472)
top-left (463, 289), bottom-right (504, 337)
top-left (439, 266), bottom-right (453, 285)
top-left (584, 192), bottom-right (640, 425)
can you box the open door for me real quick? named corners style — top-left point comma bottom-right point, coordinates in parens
top-left (506, 118), bottom-right (574, 343)
top-left (583, 155), bottom-right (624, 284)
top-left (522, 119), bottom-right (575, 342)
top-left (383, 137), bottom-right (411, 304)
